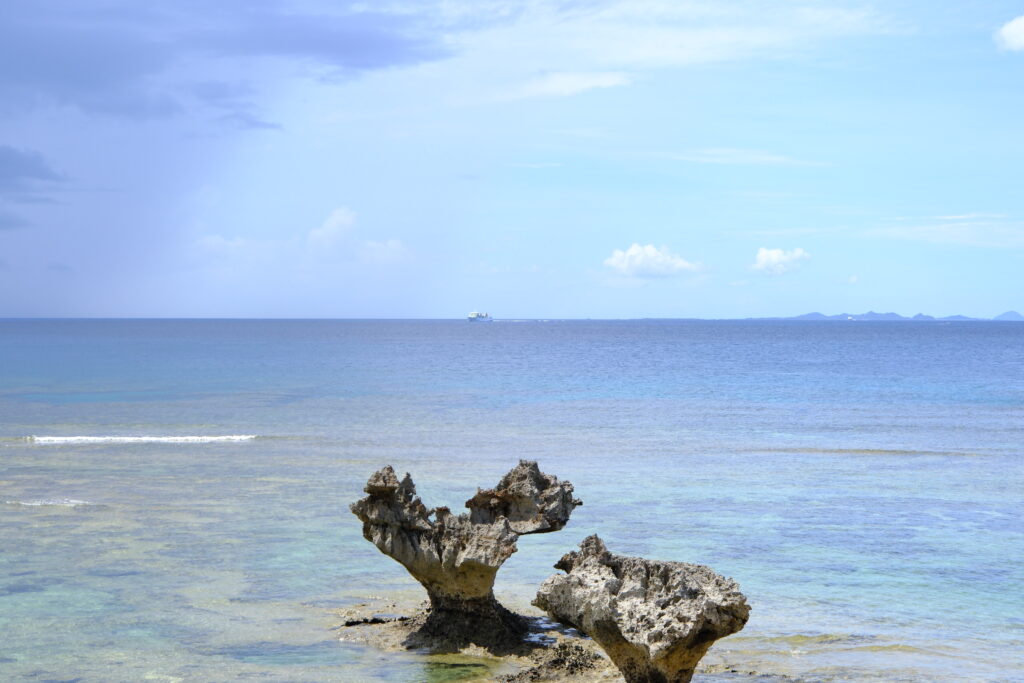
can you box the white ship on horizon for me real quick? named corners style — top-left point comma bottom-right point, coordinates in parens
top-left (467, 311), bottom-right (492, 321)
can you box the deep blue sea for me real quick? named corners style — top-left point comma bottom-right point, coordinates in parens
top-left (1, 319), bottom-right (1022, 682)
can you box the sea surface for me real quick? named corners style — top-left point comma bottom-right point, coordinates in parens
top-left (1, 319), bottom-right (1022, 682)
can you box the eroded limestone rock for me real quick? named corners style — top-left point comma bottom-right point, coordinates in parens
top-left (466, 460), bottom-right (579, 534)
top-left (533, 535), bottom-right (749, 683)
top-left (350, 460), bottom-right (580, 651)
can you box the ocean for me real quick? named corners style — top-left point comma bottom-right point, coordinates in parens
top-left (1, 319), bottom-right (1022, 682)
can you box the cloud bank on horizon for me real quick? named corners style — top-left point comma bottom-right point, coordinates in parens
top-left (1, 1), bottom-right (1023, 318)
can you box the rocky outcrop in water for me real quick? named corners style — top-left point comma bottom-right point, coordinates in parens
top-left (350, 460), bottom-right (580, 651)
top-left (533, 535), bottom-right (749, 683)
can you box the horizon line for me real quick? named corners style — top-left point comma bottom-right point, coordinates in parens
top-left (1, 313), bottom-right (1020, 322)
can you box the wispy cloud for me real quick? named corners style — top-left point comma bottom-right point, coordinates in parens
top-left (672, 148), bottom-right (823, 166)
top-left (604, 243), bottom-right (703, 277)
top-left (995, 15), bottom-right (1024, 51)
top-left (0, 1), bottom-right (894, 118)
top-left (509, 162), bottom-right (564, 169)
top-left (751, 247), bottom-right (810, 275)
top-left (866, 217), bottom-right (1024, 248)
top-left (934, 213), bottom-right (1006, 221)
top-left (742, 226), bottom-right (845, 237)
top-left (190, 81), bottom-right (281, 130)
top-left (500, 71), bottom-right (630, 100)
top-left (453, 1), bottom-right (890, 102)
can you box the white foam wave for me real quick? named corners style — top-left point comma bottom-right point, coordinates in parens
top-left (28, 435), bottom-right (258, 444)
top-left (5, 499), bottom-right (93, 507)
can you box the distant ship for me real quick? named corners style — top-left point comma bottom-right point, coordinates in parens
top-left (467, 311), bottom-right (492, 322)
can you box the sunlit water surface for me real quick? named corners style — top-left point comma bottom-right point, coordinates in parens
top-left (1, 320), bottom-right (1022, 681)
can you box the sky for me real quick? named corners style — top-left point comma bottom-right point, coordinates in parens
top-left (2, 0), bottom-right (1023, 319)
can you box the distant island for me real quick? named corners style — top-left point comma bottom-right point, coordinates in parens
top-left (775, 310), bottom-right (1024, 322)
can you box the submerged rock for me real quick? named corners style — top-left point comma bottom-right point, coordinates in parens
top-left (533, 535), bottom-right (749, 683)
top-left (350, 460), bottom-right (580, 652)
top-left (496, 641), bottom-right (606, 682)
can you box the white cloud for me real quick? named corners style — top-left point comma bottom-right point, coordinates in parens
top-left (501, 71), bottom-right (630, 100)
top-left (848, 274), bottom-right (859, 284)
top-left (672, 148), bottom-right (822, 166)
top-left (307, 207), bottom-right (356, 248)
top-left (751, 247), bottom-right (810, 274)
top-left (996, 15), bottom-right (1024, 50)
top-left (604, 243), bottom-right (702, 277)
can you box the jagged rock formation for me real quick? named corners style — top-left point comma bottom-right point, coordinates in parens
top-left (533, 535), bottom-right (749, 683)
top-left (350, 460), bottom-right (580, 651)
top-left (465, 460), bottom-right (579, 534)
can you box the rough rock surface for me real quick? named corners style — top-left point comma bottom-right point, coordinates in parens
top-left (350, 460), bottom-right (580, 651)
top-left (533, 535), bottom-right (750, 683)
top-left (465, 462), bottom-right (579, 534)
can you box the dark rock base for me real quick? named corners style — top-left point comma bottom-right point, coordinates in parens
top-left (402, 593), bottom-right (530, 654)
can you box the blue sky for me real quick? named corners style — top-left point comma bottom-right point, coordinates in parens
top-left (2, 1), bottom-right (1023, 318)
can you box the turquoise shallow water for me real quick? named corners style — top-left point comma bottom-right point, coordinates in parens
top-left (1, 319), bottom-right (1023, 681)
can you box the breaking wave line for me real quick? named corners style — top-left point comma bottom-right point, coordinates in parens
top-left (28, 435), bottom-right (258, 444)
top-left (5, 499), bottom-right (93, 507)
